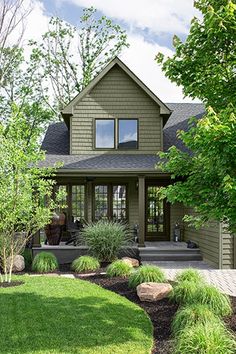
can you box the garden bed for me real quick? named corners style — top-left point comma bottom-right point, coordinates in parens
top-left (79, 272), bottom-right (236, 354)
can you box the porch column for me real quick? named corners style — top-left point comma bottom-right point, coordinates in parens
top-left (138, 176), bottom-right (145, 247)
top-left (86, 181), bottom-right (93, 223)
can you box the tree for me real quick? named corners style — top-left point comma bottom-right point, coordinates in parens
top-left (30, 7), bottom-right (129, 113)
top-left (156, 0), bottom-right (236, 232)
top-left (156, 0), bottom-right (236, 111)
top-left (0, 105), bottom-right (64, 283)
top-left (0, 0), bottom-right (31, 89)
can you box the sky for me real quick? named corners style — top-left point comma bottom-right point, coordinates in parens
top-left (20, 0), bottom-right (201, 103)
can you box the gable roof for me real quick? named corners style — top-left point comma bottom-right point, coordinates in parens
top-left (61, 57), bottom-right (171, 116)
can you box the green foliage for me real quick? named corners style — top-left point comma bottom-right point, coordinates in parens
top-left (157, 0), bottom-right (236, 110)
top-left (170, 280), bottom-right (199, 304)
top-left (194, 284), bottom-right (232, 317)
top-left (171, 281), bottom-right (232, 317)
top-left (0, 107), bottom-right (61, 282)
top-left (156, 0), bottom-right (236, 233)
top-left (172, 304), bottom-right (222, 336)
top-left (175, 269), bottom-right (205, 284)
top-left (22, 248), bottom-right (33, 271)
top-left (71, 256), bottom-right (100, 273)
top-left (81, 220), bottom-right (132, 262)
top-left (29, 8), bottom-right (129, 115)
top-left (128, 265), bottom-right (166, 289)
top-left (32, 252), bottom-right (58, 273)
top-left (106, 260), bottom-right (133, 278)
top-left (173, 321), bottom-right (236, 354)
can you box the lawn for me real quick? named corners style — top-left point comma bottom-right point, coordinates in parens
top-left (0, 276), bottom-right (153, 354)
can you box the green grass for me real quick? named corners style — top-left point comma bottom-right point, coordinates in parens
top-left (173, 321), bottom-right (236, 354)
top-left (71, 256), bottom-right (100, 272)
top-left (175, 269), bottom-right (204, 284)
top-left (128, 265), bottom-right (166, 289)
top-left (172, 304), bottom-right (222, 336)
top-left (106, 260), bottom-right (133, 278)
top-left (194, 284), bottom-right (232, 317)
top-left (169, 280), bottom-right (198, 304)
top-left (32, 252), bottom-right (58, 273)
top-left (0, 276), bottom-right (153, 354)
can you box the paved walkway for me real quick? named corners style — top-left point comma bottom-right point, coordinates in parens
top-left (143, 261), bottom-right (236, 296)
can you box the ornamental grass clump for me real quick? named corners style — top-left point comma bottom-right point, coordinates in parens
top-left (173, 321), bottom-right (236, 354)
top-left (106, 260), bottom-right (133, 278)
top-left (71, 256), bottom-right (100, 273)
top-left (171, 304), bottom-right (222, 336)
top-left (175, 269), bottom-right (204, 284)
top-left (81, 220), bottom-right (132, 262)
top-left (128, 265), bottom-right (166, 289)
top-left (170, 280), bottom-right (198, 305)
top-left (194, 284), bottom-right (232, 317)
top-left (32, 252), bottom-right (58, 273)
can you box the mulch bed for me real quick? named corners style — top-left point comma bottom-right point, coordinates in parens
top-left (79, 272), bottom-right (236, 354)
top-left (0, 280), bottom-right (24, 288)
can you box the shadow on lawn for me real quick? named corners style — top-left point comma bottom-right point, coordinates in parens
top-left (0, 289), bottom-right (152, 353)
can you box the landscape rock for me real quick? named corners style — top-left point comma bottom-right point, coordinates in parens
top-left (122, 257), bottom-right (139, 267)
top-left (7, 255), bottom-right (25, 272)
top-left (137, 282), bottom-right (173, 302)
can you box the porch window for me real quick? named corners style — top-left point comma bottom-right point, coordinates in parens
top-left (94, 184), bottom-right (127, 221)
top-left (118, 119), bottom-right (138, 149)
top-left (94, 185), bottom-right (109, 220)
top-left (54, 185), bottom-right (68, 213)
top-left (71, 185), bottom-right (85, 222)
top-left (113, 185), bottom-right (126, 221)
top-left (95, 119), bottom-right (115, 149)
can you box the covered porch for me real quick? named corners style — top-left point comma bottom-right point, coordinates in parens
top-left (32, 171), bottom-right (181, 248)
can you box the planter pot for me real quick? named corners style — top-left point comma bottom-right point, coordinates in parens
top-left (45, 225), bottom-right (61, 245)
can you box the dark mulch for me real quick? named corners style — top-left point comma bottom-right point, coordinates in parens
top-left (80, 273), bottom-right (236, 354)
top-left (80, 273), bottom-right (178, 354)
top-left (0, 280), bottom-right (24, 288)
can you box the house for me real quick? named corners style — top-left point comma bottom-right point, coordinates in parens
top-left (33, 57), bottom-right (235, 269)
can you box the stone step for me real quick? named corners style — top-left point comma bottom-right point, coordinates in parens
top-left (140, 253), bottom-right (202, 262)
top-left (139, 248), bottom-right (201, 255)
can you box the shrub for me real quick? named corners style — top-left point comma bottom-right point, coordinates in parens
top-left (81, 220), bottom-right (132, 262)
top-left (194, 284), bottom-right (232, 317)
top-left (128, 265), bottom-right (166, 288)
top-left (22, 248), bottom-right (33, 270)
top-left (172, 304), bottom-right (222, 336)
top-left (173, 321), bottom-right (236, 354)
top-left (107, 260), bottom-right (133, 278)
top-left (71, 256), bottom-right (100, 273)
top-left (170, 280), bottom-right (198, 304)
top-left (175, 269), bottom-right (204, 284)
top-left (32, 252), bottom-right (58, 273)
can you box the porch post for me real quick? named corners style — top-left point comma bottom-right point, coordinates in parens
top-left (138, 175), bottom-right (145, 247)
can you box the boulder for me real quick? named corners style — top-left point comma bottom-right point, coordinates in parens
top-left (7, 255), bottom-right (25, 272)
top-left (122, 257), bottom-right (139, 267)
top-left (137, 282), bottom-right (173, 302)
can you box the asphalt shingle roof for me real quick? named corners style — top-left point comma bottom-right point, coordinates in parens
top-left (40, 103), bottom-right (205, 171)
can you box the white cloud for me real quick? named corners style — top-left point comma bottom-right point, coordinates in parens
top-left (120, 34), bottom-right (196, 102)
top-left (60, 0), bottom-right (200, 35)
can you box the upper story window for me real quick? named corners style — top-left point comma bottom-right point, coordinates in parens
top-left (95, 119), bottom-right (115, 149)
top-left (95, 118), bottom-right (138, 150)
top-left (118, 119), bottom-right (138, 149)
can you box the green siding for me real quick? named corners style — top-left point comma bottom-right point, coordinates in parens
top-left (170, 203), bottom-right (185, 239)
top-left (220, 225), bottom-right (235, 269)
top-left (71, 64), bottom-right (162, 154)
top-left (183, 207), bottom-right (220, 268)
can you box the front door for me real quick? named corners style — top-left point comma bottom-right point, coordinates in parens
top-left (145, 185), bottom-right (170, 241)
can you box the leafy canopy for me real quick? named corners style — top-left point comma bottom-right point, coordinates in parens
top-left (157, 0), bottom-right (236, 232)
